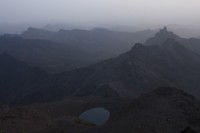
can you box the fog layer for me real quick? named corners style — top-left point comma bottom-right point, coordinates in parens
top-left (0, 0), bottom-right (200, 28)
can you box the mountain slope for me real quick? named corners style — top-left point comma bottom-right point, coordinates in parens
top-left (3, 29), bottom-right (200, 104)
top-left (0, 53), bottom-right (49, 105)
top-left (18, 39), bottom-right (200, 104)
top-left (86, 87), bottom-right (200, 133)
top-left (1, 87), bottom-right (200, 133)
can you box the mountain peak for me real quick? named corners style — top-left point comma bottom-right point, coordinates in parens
top-left (155, 26), bottom-right (177, 38)
top-left (145, 27), bottom-right (180, 46)
top-left (158, 26), bottom-right (171, 35)
top-left (160, 26), bottom-right (168, 32)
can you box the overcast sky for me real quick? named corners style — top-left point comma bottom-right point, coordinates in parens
top-left (0, 0), bottom-right (200, 28)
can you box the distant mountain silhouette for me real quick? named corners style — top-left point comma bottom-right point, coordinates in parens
top-left (0, 35), bottom-right (94, 73)
top-left (21, 27), bottom-right (156, 61)
top-left (165, 24), bottom-right (200, 38)
top-left (0, 23), bottom-right (29, 34)
top-left (22, 27), bottom-right (55, 39)
top-left (145, 27), bottom-right (200, 54)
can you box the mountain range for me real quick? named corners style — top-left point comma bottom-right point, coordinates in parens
top-left (0, 28), bottom-right (157, 73)
top-left (1, 27), bottom-right (200, 105)
top-left (21, 27), bottom-right (156, 60)
top-left (35, 38), bottom-right (200, 101)
top-left (1, 27), bottom-right (200, 132)
top-left (11, 29), bottom-right (200, 104)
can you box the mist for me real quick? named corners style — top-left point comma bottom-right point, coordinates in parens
top-left (0, 0), bottom-right (200, 29)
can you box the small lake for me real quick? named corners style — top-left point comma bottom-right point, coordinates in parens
top-left (79, 107), bottom-right (110, 126)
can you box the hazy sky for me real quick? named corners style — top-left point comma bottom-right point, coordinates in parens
top-left (0, 0), bottom-right (200, 28)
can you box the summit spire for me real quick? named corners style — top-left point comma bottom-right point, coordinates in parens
top-left (160, 26), bottom-right (168, 33)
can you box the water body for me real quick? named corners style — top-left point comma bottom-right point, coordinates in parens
top-left (79, 107), bottom-right (110, 126)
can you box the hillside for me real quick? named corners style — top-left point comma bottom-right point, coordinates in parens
top-left (1, 28), bottom-right (200, 105)
top-left (0, 87), bottom-right (199, 133)
top-left (0, 53), bottom-right (49, 105)
top-left (86, 87), bottom-right (200, 133)
top-left (16, 38), bottom-right (200, 104)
